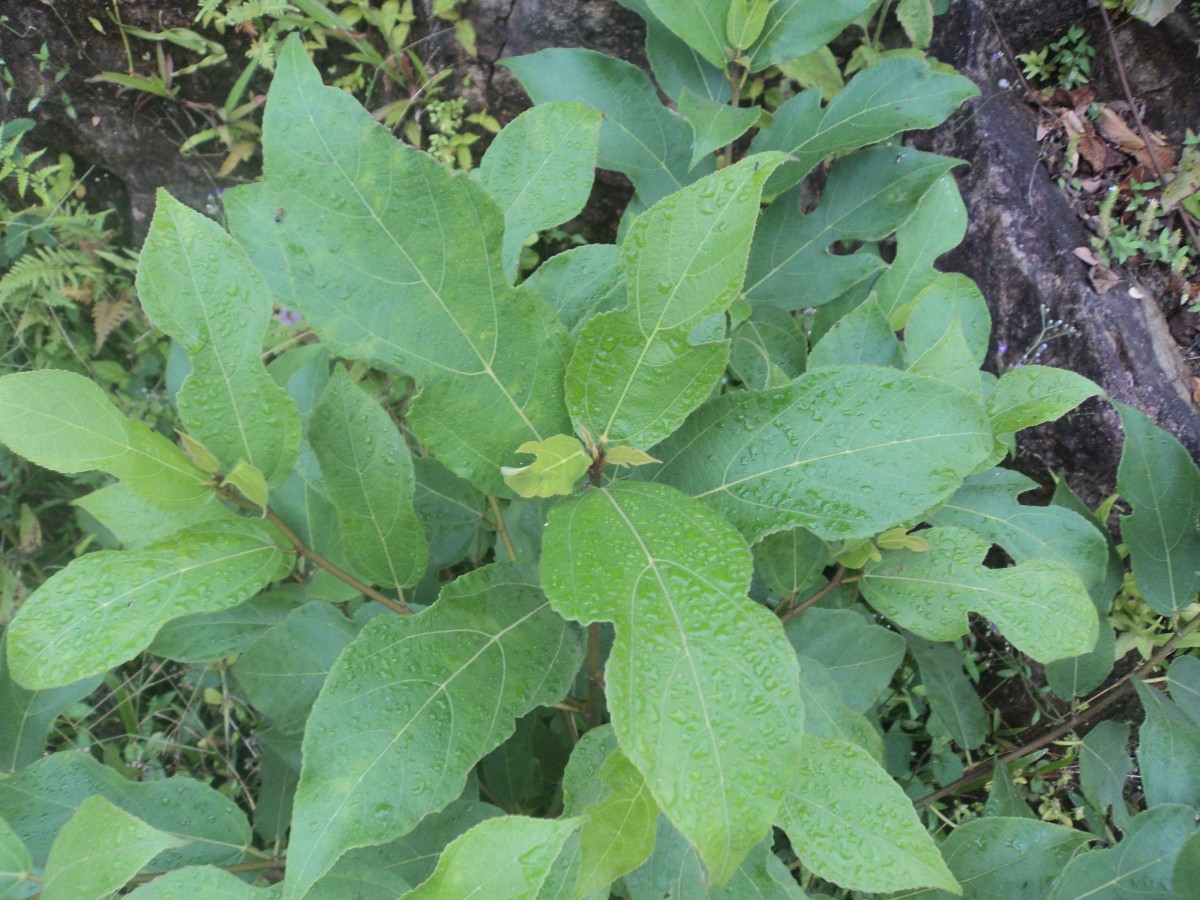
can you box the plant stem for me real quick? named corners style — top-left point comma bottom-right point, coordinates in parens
top-left (779, 566), bottom-right (847, 624)
top-left (487, 495), bottom-right (518, 562)
top-left (224, 491), bottom-right (412, 614)
top-left (586, 622), bottom-right (606, 728)
top-left (914, 607), bottom-right (1200, 810)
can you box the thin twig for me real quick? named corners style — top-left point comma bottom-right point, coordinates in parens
top-left (914, 608), bottom-right (1200, 810)
top-left (1097, 1), bottom-right (1200, 260)
top-left (488, 495), bottom-right (518, 562)
top-left (586, 622), bottom-right (606, 729)
top-left (779, 566), bottom-right (847, 625)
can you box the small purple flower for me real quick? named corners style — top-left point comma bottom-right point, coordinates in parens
top-left (997, 342), bottom-right (1009, 354)
top-left (277, 308), bottom-right (303, 326)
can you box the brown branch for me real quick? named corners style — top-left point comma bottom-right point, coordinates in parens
top-left (779, 566), bottom-right (847, 625)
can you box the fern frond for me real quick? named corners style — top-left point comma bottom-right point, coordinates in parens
top-left (92, 295), bottom-right (134, 351)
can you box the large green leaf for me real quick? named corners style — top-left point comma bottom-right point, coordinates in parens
top-left (1079, 720), bottom-right (1133, 829)
top-left (651, 366), bottom-right (992, 542)
top-left (785, 607), bottom-right (905, 712)
top-left (0, 752), bottom-right (251, 870)
top-left (796, 653), bottom-right (883, 759)
top-left (644, 0), bottom-right (732, 68)
top-left (478, 101), bottom-right (601, 278)
top-left (932, 817), bottom-right (1090, 898)
top-left (750, 57), bottom-right (977, 193)
top-left (126, 865), bottom-right (264, 899)
top-left (0, 640), bottom-right (102, 774)
top-left (730, 305), bottom-right (808, 390)
top-left (149, 588), bottom-right (302, 664)
top-left (901, 273), bottom-right (991, 364)
top-left (745, 0), bottom-right (877, 71)
top-left (566, 154), bottom-right (785, 448)
top-left (225, 36), bottom-right (571, 497)
top-left (75, 482), bottom-right (234, 549)
top-left (778, 736), bottom-right (958, 894)
top-left (1050, 804), bottom-right (1197, 899)
top-left (541, 481), bottom-right (802, 884)
top-left (1134, 679), bottom-right (1200, 809)
top-left (501, 48), bottom-right (714, 205)
top-left (861, 526), bottom-right (1098, 663)
top-left (522, 244), bottom-right (624, 336)
top-left (42, 796), bottom-right (184, 900)
top-left (0, 817), bottom-right (32, 900)
top-left (906, 633), bottom-right (988, 750)
top-left (138, 191), bottom-right (300, 487)
top-left (619, 0), bottom-right (730, 104)
top-left (0, 370), bottom-right (210, 513)
top-left (744, 146), bottom-right (960, 310)
top-left (5, 521), bottom-right (283, 688)
top-left (309, 367), bottom-right (428, 589)
top-left (284, 563), bottom-right (581, 899)
top-left (1116, 402), bottom-right (1200, 615)
top-left (402, 816), bottom-right (577, 899)
top-left (988, 365), bottom-right (1101, 436)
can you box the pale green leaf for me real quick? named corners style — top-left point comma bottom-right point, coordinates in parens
top-left (402, 816), bottom-right (578, 899)
top-left (309, 367), bottom-right (428, 589)
top-left (125, 865), bottom-right (264, 899)
top-left (541, 482), bottom-right (802, 884)
top-left (745, 146), bottom-right (959, 309)
top-left (796, 654), bottom-right (883, 759)
top-left (902, 273), bottom-right (990, 362)
top-left (566, 154), bottom-right (786, 448)
top-left (604, 445), bottom-right (660, 467)
top-left (1116, 402), bottom-right (1200, 615)
top-left (907, 320), bottom-right (980, 395)
top-left (5, 521), bottom-right (283, 688)
top-left (807, 294), bottom-right (902, 368)
top-left (989, 365), bottom-right (1101, 435)
top-left (785, 607), bottom-right (905, 712)
top-left (0, 370), bottom-right (210, 513)
top-left (138, 190), bottom-right (301, 487)
top-left (875, 176), bottom-right (969, 326)
top-left (726, 0), bottom-right (773, 50)
top-left (746, 0), bottom-right (877, 71)
top-left (1050, 804), bottom-right (1197, 899)
top-left (729, 305), bottom-right (807, 390)
top-left (285, 563), bottom-right (581, 899)
top-left (1079, 720), bottom-right (1133, 829)
top-left (1134, 679), bottom-right (1200, 809)
top-left (232, 602), bottom-right (359, 735)
top-left (501, 48), bottom-right (715, 205)
top-left (644, 0), bottom-right (732, 68)
top-left (501, 434), bottom-right (591, 498)
top-left (225, 460), bottom-right (269, 509)
top-left (478, 101), bottom-right (602, 277)
top-left (652, 366), bottom-right (992, 542)
top-left (75, 482), bottom-right (234, 549)
top-left (0, 752), bottom-right (252, 870)
top-left (897, 0), bottom-right (934, 49)
top-left (522, 244), bottom-right (624, 335)
top-left (983, 763), bottom-right (1036, 819)
top-left (778, 737), bottom-right (958, 894)
top-left (776, 46), bottom-right (845, 100)
top-left (620, 0), bottom-right (731, 104)
top-left (861, 526), bottom-right (1098, 663)
top-left (42, 796), bottom-right (184, 900)
top-left (935, 818), bottom-right (1090, 897)
top-left (678, 90), bottom-right (761, 169)
top-left (0, 817), bottom-right (33, 900)
top-left (0, 639), bottom-right (102, 774)
top-left (150, 588), bottom-right (302, 664)
top-left (750, 58), bottom-right (977, 192)
top-left (226, 37), bottom-right (572, 497)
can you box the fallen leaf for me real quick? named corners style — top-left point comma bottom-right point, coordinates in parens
top-left (1089, 264), bottom-right (1122, 294)
top-left (1074, 246), bottom-right (1101, 265)
top-left (1096, 106), bottom-right (1175, 171)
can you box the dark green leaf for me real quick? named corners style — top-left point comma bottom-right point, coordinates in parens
top-left (937, 817), bottom-right (1090, 897)
top-left (1134, 679), bottom-right (1200, 809)
top-left (523, 244), bottom-right (624, 335)
top-left (807, 294), bottom-right (902, 368)
top-left (983, 762), bottom-right (1035, 819)
top-left (126, 865), bottom-right (262, 899)
top-left (149, 588), bottom-right (302, 664)
top-left (729, 306), bottom-right (808, 389)
top-left (1079, 720), bottom-right (1132, 829)
top-left (989, 365), bottom-right (1101, 436)
top-left (906, 632), bottom-right (988, 750)
top-left (746, 0), bottom-right (878, 71)
top-left (785, 607), bottom-right (905, 712)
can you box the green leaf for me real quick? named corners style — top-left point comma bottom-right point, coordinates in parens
top-left (936, 817), bottom-right (1090, 897)
top-left (138, 190), bottom-right (301, 487)
top-left (501, 434), bottom-right (591, 498)
top-left (729, 305), bottom-right (807, 389)
top-left (224, 460), bottom-right (270, 508)
top-left (0, 370), bottom-right (210, 513)
top-left (402, 816), bottom-right (578, 899)
top-left (75, 482), bottom-right (233, 549)
top-left (861, 527), bottom-right (1098, 663)
top-left (678, 90), bottom-right (761, 169)
top-left (1079, 720), bottom-right (1133, 829)
top-left (907, 320), bottom-right (981, 396)
top-left (5, 521), bottom-right (283, 688)
top-left (226, 36), bottom-right (572, 497)
top-left (0, 817), bottom-right (33, 900)
top-left (756, 527), bottom-right (830, 596)
top-left (126, 865), bottom-right (263, 899)
top-left (478, 101), bottom-right (602, 277)
top-left (906, 633), bottom-right (988, 750)
top-left (797, 653), bottom-right (883, 759)
top-left (1174, 830), bottom-right (1200, 897)
top-left (566, 154), bottom-right (786, 448)
top-left (745, 146), bottom-right (960, 309)
top-left (726, 0), bottom-right (773, 50)
top-left (1050, 804), bottom-right (1197, 899)
top-left (807, 294), bottom-right (902, 368)
top-left (785, 607), bottom-right (905, 712)
top-left (413, 456), bottom-right (486, 570)
top-left (1167, 654), bottom-right (1200, 723)
top-left (874, 176), bottom-right (969, 325)
top-left (232, 602), bottom-right (359, 735)
top-left (621, 0), bottom-right (731, 104)
top-left (897, 0), bottom-right (934, 49)
top-left (522, 244), bottom-right (624, 335)
top-left (0, 752), bottom-right (252, 870)
top-left (778, 736), bottom-right (958, 894)
top-left (903, 273), bottom-right (991, 364)
top-left (1116, 402), bottom-right (1200, 615)
top-left (988, 365), bottom-right (1101, 435)
top-left (285, 563), bottom-right (581, 899)
top-left (929, 468), bottom-right (1110, 594)
top-left (750, 58), bottom-right (977, 193)
top-left (541, 481), bottom-right (803, 884)
top-left (309, 367), bottom-right (428, 589)
top-left (561, 727), bottom-right (659, 895)
top-left (776, 46), bottom-right (845, 100)
top-left (652, 366), bottom-right (992, 542)
top-left (149, 588), bottom-right (302, 664)
top-left (746, 0), bottom-right (878, 72)
top-left (983, 763), bottom-right (1035, 819)
top-left (0, 639), bottom-right (102, 774)
top-left (1134, 679), bottom-right (1200, 809)
top-left (501, 48), bottom-right (715, 205)
top-left (42, 796), bottom-right (184, 900)
top-left (604, 445), bottom-right (660, 467)
top-left (644, 0), bottom-right (732, 68)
